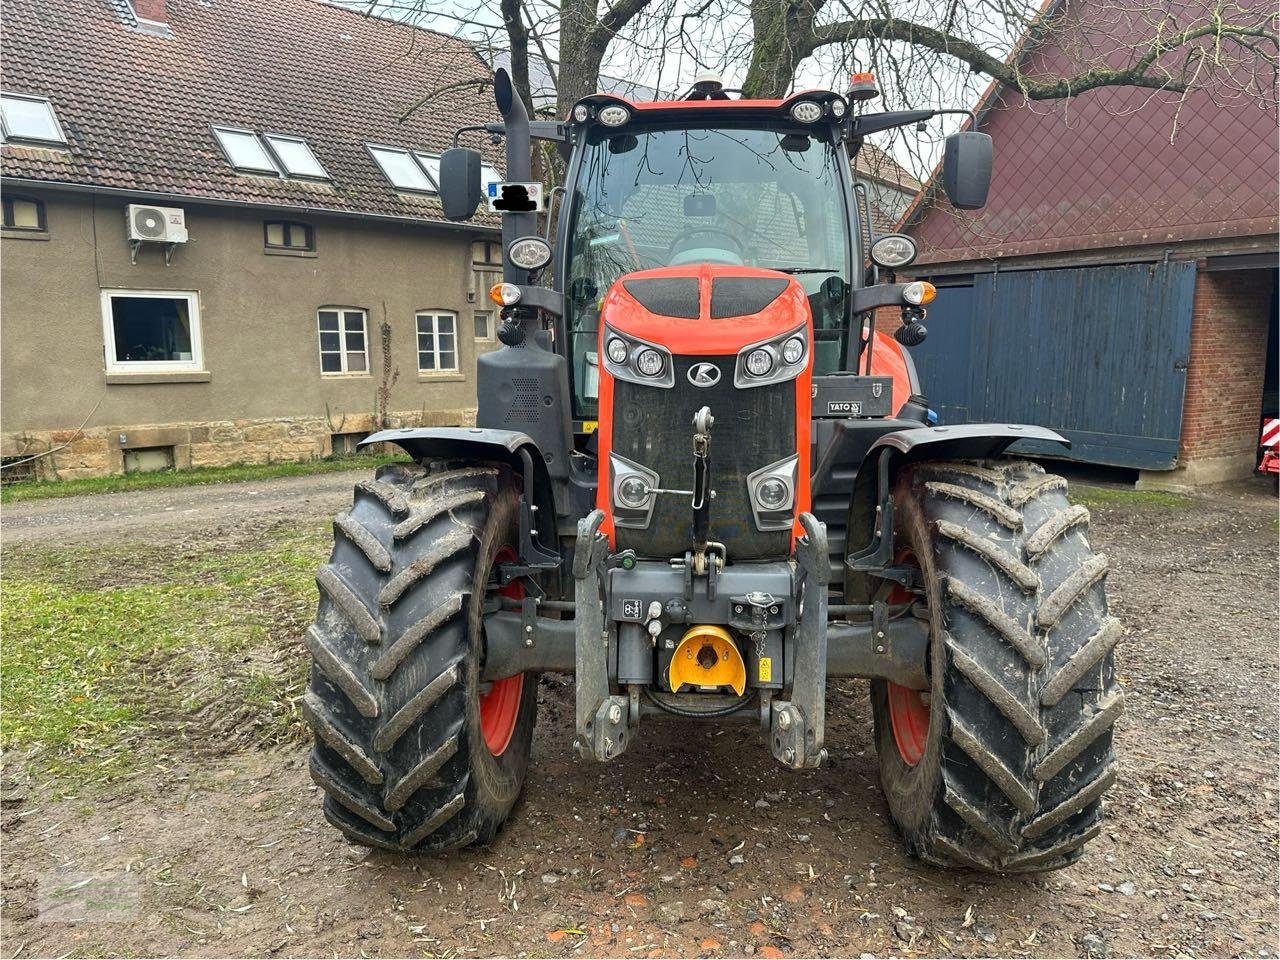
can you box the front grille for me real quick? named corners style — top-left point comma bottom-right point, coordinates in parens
top-left (611, 355), bottom-right (795, 560)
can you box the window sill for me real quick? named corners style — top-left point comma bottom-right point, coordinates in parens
top-left (106, 371), bottom-right (211, 385)
top-left (2, 228), bottom-right (49, 241)
top-left (320, 373), bottom-right (373, 379)
top-left (417, 371), bottom-right (466, 383)
top-left (264, 247), bottom-right (318, 258)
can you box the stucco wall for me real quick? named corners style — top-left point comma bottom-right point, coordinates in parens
top-left (1, 189), bottom-right (497, 473)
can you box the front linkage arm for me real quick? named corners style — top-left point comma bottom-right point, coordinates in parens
top-left (770, 512), bottom-right (830, 770)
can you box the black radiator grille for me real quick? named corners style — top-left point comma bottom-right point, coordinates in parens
top-left (611, 355), bottom-right (795, 560)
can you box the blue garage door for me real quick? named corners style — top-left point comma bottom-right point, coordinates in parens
top-left (912, 261), bottom-right (1196, 470)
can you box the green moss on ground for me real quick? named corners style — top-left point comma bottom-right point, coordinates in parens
top-left (1069, 486), bottom-right (1195, 510)
top-left (1, 453), bottom-right (406, 504)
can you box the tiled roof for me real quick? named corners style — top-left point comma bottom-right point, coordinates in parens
top-left (0, 0), bottom-right (504, 225)
top-left (855, 142), bottom-right (923, 193)
top-left (906, 0), bottom-right (1278, 264)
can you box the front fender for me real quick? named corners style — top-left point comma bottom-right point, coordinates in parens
top-left (868, 422), bottom-right (1069, 465)
top-left (361, 426), bottom-right (558, 518)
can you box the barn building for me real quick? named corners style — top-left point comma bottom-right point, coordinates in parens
top-left (902, 0), bottom-right (1278, 487)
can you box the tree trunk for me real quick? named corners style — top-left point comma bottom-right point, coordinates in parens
top-left (742, 0), bottom-right (821, 99)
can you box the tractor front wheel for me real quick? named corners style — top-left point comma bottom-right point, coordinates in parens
top-left (302, 462), bottom-right (538, 853)
top-left (873, 459), bottom-right (1123, 872)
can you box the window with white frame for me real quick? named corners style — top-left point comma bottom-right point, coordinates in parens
top-left (317, 308), bottom-right (369, 374)
top-left (0, 93), bottom-right (66, 146)
top-left (417, 311), bottom-right (458, 372)
top-left (100, 290), bottom-right (203, 373)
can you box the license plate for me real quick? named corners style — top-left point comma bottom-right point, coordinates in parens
top-left (486, 181), bottom-right (545, 213)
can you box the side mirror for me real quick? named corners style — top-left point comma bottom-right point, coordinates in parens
top-left (942, 131), bottom-right (992, 210)
top-left (439, 147), bottom-right (483, 221)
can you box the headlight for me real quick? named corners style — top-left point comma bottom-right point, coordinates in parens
top-left (746, 454), bottom-right (799, 531)
top-left (745, 349), bottom-right (773, 377)
top-left (903, 280), bottom-right (937, 305)
top-left (790, 100), bottom-right (823, 123)
top-left (829, 98), bottom-right (848, 118)
top-left (597, 104), bottom-right (630, 127)
top-left (617, 476), bottom-right (650, 508)
top-left (756, 477), bottom-right (789, 509)
top-left (573, 104), bottom-right (590, 122)
top-left (636, 348), bottom-right (664, 377)
top-left (489, 282), bottom-right (522, 306)
top-left (606, 337), bottom-right (629, 365)
top-left (870, 234), bottom-right (918, 270)
top-left (610, 452), bottom-right (659, 529)
top-left (508, 236), bottom-right (552, 270)
top-left (781, 336), bottom-right (805, 365)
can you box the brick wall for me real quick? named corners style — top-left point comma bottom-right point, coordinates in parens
top-left (1179, 268), bottom-right (1274, 465)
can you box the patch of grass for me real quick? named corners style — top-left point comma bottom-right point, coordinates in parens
top-left (1, 524), bottom-right (331, 785)
top-left (1069, 486), bottom-right (1195, 510)
top-left (1, 453), bottom-right (407, 504)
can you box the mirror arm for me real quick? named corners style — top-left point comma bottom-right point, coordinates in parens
top-left (452, 124), bottom-right (499, 148)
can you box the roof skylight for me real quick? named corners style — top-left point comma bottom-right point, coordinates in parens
top-left (367, 144), bottom-right (437, 193)
top-left (0, 93), bottom-right (67, 146)
top-left (212, 126), bottom-right (329, 180)
top-left (212, 126), bottom-right (279, 175)
top-left (264, 134), bottom-right (328, 179)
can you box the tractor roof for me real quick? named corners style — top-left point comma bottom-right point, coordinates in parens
top-left (570, 90), bottom-right (847, 125)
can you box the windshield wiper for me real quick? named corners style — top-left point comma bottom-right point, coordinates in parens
top-left (773, 267), bottom-right (839, 274)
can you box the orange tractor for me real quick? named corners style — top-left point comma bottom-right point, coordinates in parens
top-left (301, 69), bottom-right (1122, 871)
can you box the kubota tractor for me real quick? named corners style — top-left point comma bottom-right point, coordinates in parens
top-left (301, 69), bottom-right (1122, 872)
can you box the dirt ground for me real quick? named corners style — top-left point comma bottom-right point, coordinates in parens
top-left (2, 468), bottom-right (1277, 959)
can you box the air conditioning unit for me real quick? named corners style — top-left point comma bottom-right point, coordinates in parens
top-left (126, 204), bottom-right (188, 243)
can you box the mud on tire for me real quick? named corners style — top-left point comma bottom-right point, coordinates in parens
top-left (302, 462), bottom-right (538, 853)
top-left (873, 458), bottom-right (1122, 872)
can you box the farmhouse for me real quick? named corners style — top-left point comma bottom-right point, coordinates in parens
top-left (1, 0), bottom-right (505, 479)
top-left (903, 0), bottom-right (1278, 486)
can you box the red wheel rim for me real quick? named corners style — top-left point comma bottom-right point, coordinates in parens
top-left (480, 546), bottom-right (524, 757)
top-left (885, 550), bottom-right (930, 766)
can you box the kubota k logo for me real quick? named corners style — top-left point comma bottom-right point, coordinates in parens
top-left (688, 363), bottom-right (721, 388)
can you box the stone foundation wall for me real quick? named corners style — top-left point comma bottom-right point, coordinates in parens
top-left (1, 407), bottom-right (475, 481)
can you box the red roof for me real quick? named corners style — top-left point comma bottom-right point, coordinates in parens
top-left (0, 0), bottom-right (503, 224)
top-left (907, 0), bottom-right (1279, 264)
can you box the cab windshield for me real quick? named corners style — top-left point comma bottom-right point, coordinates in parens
top-left (564, 123), bottom-right (854, 417)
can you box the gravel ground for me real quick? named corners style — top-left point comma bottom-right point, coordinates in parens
top-left (2, 469), bottom-right (1276, 959)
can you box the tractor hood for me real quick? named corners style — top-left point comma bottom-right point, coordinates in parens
top-left (599, 265), bottom-right (812, 355)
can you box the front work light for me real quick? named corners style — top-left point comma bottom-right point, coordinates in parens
top-left (870, 234), bottom-right (919, 270)
top-left (508, 236), bottom-right (552, 270)
top-left (598, 104), bottom-right (630, 127)
top-left (789, 100), bottom-right (823, 123)
top-left (489, 282), bottom-right (522, 306)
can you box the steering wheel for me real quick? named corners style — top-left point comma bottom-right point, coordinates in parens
top-left (667, 227), bottom-right (747, 266)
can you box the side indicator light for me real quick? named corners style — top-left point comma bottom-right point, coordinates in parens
top-left (903, 280), bottom-right (937, 306)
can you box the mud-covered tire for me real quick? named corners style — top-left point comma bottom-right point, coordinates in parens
top-left (872, 459), bottom-right (1122, 872)
top-left (301, 462), bottom-right (538, 853)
